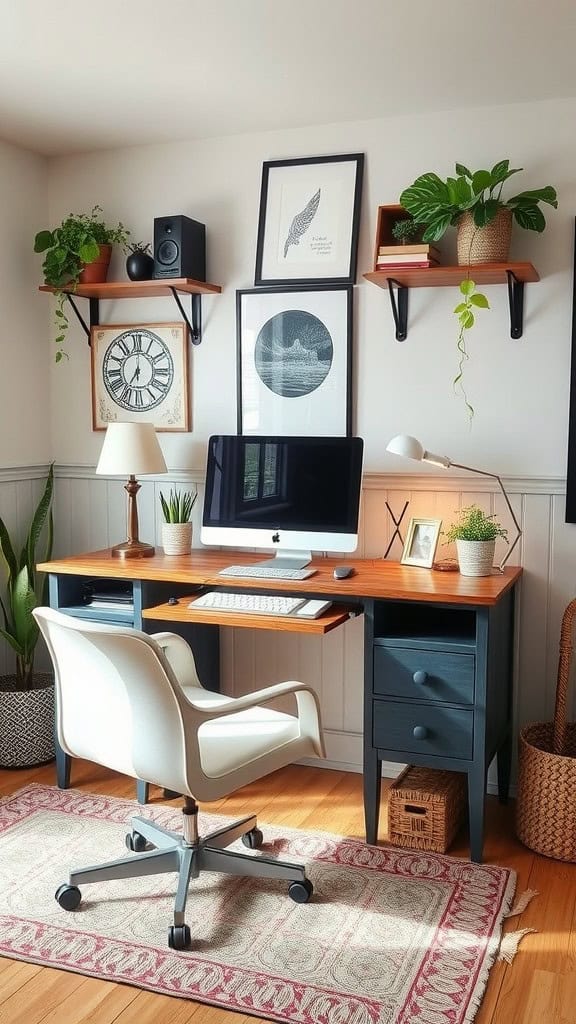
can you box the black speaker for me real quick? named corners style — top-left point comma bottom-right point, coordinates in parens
top-left (153, 215), bottom-right (206, 281)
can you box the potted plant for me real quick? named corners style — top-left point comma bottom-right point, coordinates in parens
top-left (126, 241), bottom-right (154, 281)
top-left (34, 206), bottom-right (130, 362)
top-left (391, 217), bottom-right (423, 244)
top-left (399, 160), bottom-right (557, 264)
top-left (160, 488), bottom-right (197, 555)
top-left (0, 464), bottom-right (55, 767)
top-left (444, 504), bottom-right (508, 577)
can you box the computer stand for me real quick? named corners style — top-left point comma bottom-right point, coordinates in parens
top-left (257, 550), bottom-right (313, 571)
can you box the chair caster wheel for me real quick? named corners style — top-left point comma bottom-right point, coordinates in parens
top-left (241, 827), bottom-right (264, 850)
top-left (168, 924), bottom-right (191, 950)
top-left (126, 831), bottom-right (147, 852)
top-left (55, 884), bottom-right (82, 911)
top-left (288, 879), bottom-right (313, 903)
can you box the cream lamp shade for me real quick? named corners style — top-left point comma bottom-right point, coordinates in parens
top-left (96, 422), bottom-right (167, 477)
top-left (386, 433), bottom-right (521, 571)
top-left (96, 422), bottom-right (167, 559)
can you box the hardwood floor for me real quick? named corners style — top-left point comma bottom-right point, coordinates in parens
top-left (0, 759), bottom-right (574, 1024)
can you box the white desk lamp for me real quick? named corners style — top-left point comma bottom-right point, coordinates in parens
top-left (386, 434), bottom-right (521, 571)
top-left (96, 422), bottom-right (167, 559)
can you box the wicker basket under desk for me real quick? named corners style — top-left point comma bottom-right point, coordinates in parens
top-left (388, 765), bottom-right (467, 853)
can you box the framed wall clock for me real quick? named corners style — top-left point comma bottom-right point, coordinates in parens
top-left (91, 322), bottom-right (190, 432)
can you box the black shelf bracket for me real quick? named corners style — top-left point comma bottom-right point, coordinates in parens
top-left (506, 270), bottom-right (525, 339)
top-left (387, 279), bottom-right (409, 341)
top-left (170, 288), bottom-right (202, 344)
top-left (65, 295), bottom-right (100, 343)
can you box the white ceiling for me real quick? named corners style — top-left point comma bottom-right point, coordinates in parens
top-left (2, 0), bottom-right (576, 156)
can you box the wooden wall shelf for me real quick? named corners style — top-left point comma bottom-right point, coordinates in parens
top-left (39, 277), bottom-right (222, 345)
top-left (363, 262), bottom-right (539, 342)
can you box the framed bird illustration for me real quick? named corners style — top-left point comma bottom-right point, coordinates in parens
top-left (254, 153), bottom-right (364, 287)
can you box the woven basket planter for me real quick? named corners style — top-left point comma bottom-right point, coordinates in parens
top-left (456, 539), bottom-right (495, 577)
top-left (0, 673), bottom-right (55, 768)
top-left (516, 598), bottom-right (576, 861)
top-left (456, 208), bottom-right (512, 265)
top-left (162, 522), bottom-right (193, 555)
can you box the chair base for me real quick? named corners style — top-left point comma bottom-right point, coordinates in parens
top-left (55, 809), bottom-right (312, 948)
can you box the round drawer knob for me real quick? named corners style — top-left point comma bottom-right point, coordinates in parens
top-left (413, 725), bottom-right (429, 740)
top-left (412, 670), bottom-right (429, 685)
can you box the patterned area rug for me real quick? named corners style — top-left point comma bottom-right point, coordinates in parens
top-left (0, 785), bottom-right (516, 1024)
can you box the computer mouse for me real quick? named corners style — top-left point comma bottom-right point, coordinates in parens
top-left (168, 596), bottom-right (179, 605)
top-left (333, 565), bottom-right (354, 580)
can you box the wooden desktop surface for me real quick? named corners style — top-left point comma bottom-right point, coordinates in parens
top-left (38, 549), bottom-right (522, 606)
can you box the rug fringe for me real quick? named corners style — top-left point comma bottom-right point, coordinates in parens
top-left (498, 927), bottom-right (537, 964)
top-left (504, 888), bottom-right (538, 918)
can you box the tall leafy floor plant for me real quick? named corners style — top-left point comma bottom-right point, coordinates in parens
top-left (0, 464), bottom-right (55, 767)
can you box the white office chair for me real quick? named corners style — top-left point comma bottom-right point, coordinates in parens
top-left (33, 607), bottom-right (325, 950)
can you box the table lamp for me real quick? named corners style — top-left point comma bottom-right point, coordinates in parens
top-left (386, 434), bottom-right (521, 571)
top-left (96, 422), bottom-right (167, 559)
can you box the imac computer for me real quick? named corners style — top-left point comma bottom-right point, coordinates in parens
top-left (202, 435), bottom-right (364, 571)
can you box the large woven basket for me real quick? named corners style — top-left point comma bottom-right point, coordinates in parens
top-left (516, 598), bottom-right (576, 861)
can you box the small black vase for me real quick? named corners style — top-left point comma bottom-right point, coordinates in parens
top-left (126, 251), bottom-right (154, 281)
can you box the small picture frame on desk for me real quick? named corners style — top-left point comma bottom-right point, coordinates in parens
top-left (400, 518), bottom-right (442, 568)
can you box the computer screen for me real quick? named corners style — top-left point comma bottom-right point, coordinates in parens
top-left (202, 435), bottom-right (364, 568)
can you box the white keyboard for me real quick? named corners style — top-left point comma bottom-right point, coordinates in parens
top-left (189, 591), bottom-right (332, 618)
top-left (219, 565), bottom-right (317, 580)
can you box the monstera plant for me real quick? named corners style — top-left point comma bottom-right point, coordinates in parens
top-left (399, 161), bottom-right (558, 419)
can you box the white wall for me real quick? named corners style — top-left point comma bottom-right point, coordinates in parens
top-left (45, 96), bottom-right (575, 478)
top-left (0, 141), bottom-right (50, 467)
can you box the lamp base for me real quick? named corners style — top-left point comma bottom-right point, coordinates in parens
top-left (111, 540), bottom-right (155, 559)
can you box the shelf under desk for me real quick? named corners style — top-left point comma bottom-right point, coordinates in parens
top-left (142, 597), bottom-right (356, 633)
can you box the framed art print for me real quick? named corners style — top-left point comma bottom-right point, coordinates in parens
top-left (91, 322), bottom-right (190, 432)
top-left (254, 153), bottom-right (364, 287)
top-left (237, 285), bottom-right (352, 436)
top-left (400, 518), bottom-right (442, 568)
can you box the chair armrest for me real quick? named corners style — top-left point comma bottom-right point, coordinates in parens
top-left (149, 631), bottom-right (203, 691)
top-left (183, 680), bottom-right (324, 756)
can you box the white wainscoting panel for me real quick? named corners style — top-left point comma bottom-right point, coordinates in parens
top-left (2, 465), bottom-right (574, 792)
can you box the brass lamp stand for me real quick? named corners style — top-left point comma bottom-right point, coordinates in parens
top-left (96, 422), bottom-right (167, 559)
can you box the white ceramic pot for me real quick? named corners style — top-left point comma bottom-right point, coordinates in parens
top-left (162, 522), bottom-right (193, 555)
top-left (456, 539), bottom-right (496, 577)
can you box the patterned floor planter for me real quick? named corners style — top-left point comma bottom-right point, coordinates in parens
top-left (0, 674), bottom-right (55, 768)
top-left (456, 539), bottom-right (496, 577)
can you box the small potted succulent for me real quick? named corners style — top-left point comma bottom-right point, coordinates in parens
top-left (160, 488), bottom-right (197, 555)
top-left (391, 218), bottom-right (423, 244)
top-left (126, 241), bottom-right (154, 281)
top-left (444, 504), bottom-right (508, 577)
top-left (34, 206), bottom-right (130, 361)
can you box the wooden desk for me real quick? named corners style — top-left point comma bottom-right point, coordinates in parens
top-left (39, 549), bottom-right (522, 862)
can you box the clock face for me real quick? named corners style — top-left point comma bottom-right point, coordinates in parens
top-left (102, 328), bottom-right (175, 411)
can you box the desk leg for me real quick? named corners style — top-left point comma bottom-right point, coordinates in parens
top-left (55, 741), bottom-right (71, 789)
top-left (467, 765), bottom-right (486, 863)
top-left (497, 731), bottom-right (512, 805)
top-left (364, 749), bottom-right (382, 845)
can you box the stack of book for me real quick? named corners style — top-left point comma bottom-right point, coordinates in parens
top-left (375, 243), bottom-right (440, 271)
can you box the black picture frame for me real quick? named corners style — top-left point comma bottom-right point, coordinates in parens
top-left (236, 284), bottom-right (353, 437)
top-left (566, 216), bottom-right (576, 522)
top-left (254, 153), bottom-right (364, 287)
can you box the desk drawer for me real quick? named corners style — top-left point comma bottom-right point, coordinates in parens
top-left (373, 700), bottom-right (473, 760)
top-left (373, 647), bottom-right (474, 705)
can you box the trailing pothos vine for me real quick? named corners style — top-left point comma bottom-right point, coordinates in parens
top-left (453, 278), bottom-right (489, 421)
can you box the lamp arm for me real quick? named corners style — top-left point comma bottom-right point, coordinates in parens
top-left (449, 461), bottom-right (521, 571)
